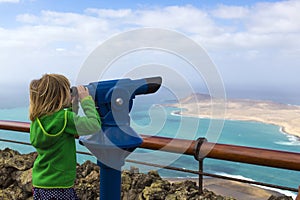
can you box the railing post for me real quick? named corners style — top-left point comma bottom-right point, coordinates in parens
top-left (193, 137), bottom-right (207, 195)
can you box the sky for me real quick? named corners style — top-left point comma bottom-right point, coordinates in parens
top-left (0, 0), bottom-right (300, 107)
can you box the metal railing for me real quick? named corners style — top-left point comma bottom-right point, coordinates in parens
top-left (0, 120), bottom-right (299, 193)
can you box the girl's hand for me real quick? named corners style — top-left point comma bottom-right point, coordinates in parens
top-left (77, 85), bottom-right (89, 100)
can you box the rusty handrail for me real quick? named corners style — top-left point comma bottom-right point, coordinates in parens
top-left (0, 120), bottom-right (30, 132)
top-left (1, 120), bottom-right (300, 171)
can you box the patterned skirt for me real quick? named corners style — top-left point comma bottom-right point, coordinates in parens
top-left (33, 188), bottom-right (80, 200)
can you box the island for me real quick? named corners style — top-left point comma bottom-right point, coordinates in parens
top-left (169, 93), bottom-right (300, 138)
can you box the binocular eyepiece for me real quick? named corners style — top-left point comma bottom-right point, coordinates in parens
top-left (70, 87), bottom-right (77, 98)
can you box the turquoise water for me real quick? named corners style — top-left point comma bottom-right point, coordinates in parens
top-left (129, 103), bottom-right (300, 189)
top-left (0, 104), bottom-right (300, 197)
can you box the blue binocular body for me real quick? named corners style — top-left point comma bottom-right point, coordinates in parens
top-left (86, 77), bottom-right (161, 126)
top-left (74, 76), bottom-right (162, 149)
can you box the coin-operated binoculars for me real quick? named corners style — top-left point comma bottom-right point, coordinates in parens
top-left (76, 76), bottom-right (162, 200)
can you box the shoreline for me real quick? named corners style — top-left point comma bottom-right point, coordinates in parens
top-left (172, 110), bottom-right (297, 137)
top-left (165, 177), bottom-right (296, 200)
top-left (168, 98), bottom-right (300, 139)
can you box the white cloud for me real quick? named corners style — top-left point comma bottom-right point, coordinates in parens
top-left (12, 11), bottom-right (114, 54)
top-left (85, 8), bottom-right (132, 18)
top-left (0, 0), bottom-right (19, 3)
top-left (9, 2), bottom-right (300, 52)
top-left (246, 0), bottom-right (300, 33)
top-left (212, 5), bottom-right (250, 19)
top-left (131, 5), bottom-right (219, 35)
top-left (16, 13), bottom-right (39, 24)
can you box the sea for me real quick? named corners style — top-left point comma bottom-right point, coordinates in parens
top-left (0, 93), bottom-right (300, 198)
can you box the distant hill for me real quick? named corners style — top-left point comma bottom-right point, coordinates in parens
top-left (179, 93), bottom-right (297, 110)
top-left (179, 93), bottom-right (211, 104)
top-left (170, 93), bottom-right (300, 137)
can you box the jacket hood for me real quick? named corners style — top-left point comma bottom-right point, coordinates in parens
top-left (30, 110), bottom-right (67, 149)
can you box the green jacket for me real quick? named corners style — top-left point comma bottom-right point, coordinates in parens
top-left (30, 96), bottom-right (101, 188)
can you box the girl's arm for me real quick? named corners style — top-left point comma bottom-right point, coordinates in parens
top-left (67, 86), bottom-right (101, 136)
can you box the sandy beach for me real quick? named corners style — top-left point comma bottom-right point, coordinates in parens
top-left (171, 93), bottom-right (300, 138)
top-left (166, 177), bottom-right (293, 200)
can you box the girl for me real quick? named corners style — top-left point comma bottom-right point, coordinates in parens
top-left (29, 73), bottom-right (101, 200)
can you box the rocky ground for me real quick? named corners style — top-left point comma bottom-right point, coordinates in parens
top-left (0, 148), bottom-right (294, 200)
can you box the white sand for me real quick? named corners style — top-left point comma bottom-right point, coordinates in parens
top-left (171, 96), bottom-right (300, 138)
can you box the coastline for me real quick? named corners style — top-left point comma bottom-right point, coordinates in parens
top-left (165, 177), bottom-right (296, 200)
top-left (169, 97), bottom-right (300, 138)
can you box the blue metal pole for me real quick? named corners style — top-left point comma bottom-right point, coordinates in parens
top-left (98, 161), bottom-right (122, 200)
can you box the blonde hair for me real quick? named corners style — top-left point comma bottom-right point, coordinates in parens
top-left (29, 74), bottom-right (71, 121)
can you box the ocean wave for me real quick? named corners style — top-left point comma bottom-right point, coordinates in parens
top-left (275, 130), bottom-right (300, 146)
top-left (275, 141), bottom-right (300, 146)
top-left (170, 110), bottom-right (181, 116)
top-left (215, 172), bottom-right (255, 181)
